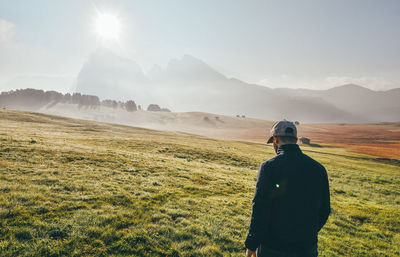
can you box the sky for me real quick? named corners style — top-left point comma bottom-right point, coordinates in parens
top-left (0, 0), bottom-right (399, 92)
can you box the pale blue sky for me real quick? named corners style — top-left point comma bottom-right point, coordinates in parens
top-left (0, 0), bottom-right (399, 91)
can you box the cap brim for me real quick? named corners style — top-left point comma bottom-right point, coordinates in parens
top-left (267, 136), bottom-right (274, 144)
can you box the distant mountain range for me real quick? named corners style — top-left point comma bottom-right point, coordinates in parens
top-left (2, 49), bottom-right (398, 123)
top-left (74, 49), bottom-right (400, 123)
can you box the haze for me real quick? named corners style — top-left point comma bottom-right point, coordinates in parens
top-left (0, 0), bottom-right (399, 92)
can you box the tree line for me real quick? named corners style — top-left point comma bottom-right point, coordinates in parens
top-left (0, 88), bottom-right (171, 112)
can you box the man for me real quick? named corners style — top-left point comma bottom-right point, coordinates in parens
top-left (245, 120), bottom-right (331, 257)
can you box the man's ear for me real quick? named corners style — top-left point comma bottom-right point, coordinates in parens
top-left (274, 136), bottom-right (278, 144)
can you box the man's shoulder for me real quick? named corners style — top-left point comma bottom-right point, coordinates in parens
top-left (263, 155), bottom-right (277, 165)
top-left (260, 155), bottom-right (282, 169)
top-left (260, 152), bottom-right (327, 172)
top-left (302, 153), bottom-right (327, 172)
top-left (264, 153), bottom-right (287, 164)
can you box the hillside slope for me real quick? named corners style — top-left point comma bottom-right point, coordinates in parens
top-left (2, 97), bottom-right (399, 159)
top-left (0, 110), bottom-right (399, 256)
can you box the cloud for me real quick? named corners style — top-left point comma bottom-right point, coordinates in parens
top-left (0, 18), bottom-right (15, 42)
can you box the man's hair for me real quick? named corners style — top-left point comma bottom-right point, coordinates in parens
top-left (276, 136), bottom-right (298, 144)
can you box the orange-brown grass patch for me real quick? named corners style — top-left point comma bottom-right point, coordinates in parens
top-left (298, 123), bottom-right (400, 159)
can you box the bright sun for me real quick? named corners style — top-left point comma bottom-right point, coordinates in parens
top-left (95, 13), bottom-right (121, 40)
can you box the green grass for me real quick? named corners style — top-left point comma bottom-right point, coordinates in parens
top-left (0, 110), bottom-right (399, 256)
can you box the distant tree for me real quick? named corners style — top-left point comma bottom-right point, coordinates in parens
top-left (102, 99), bottom-right (119, 109)
top-left (147, 104), bottom-right (161, 111)
top-left (125, 100), bottom-right (137, 112)
top-left (138, 105), bottom-right (142, 110)
top-left (236, 115), bottom-right (240, 118)
top-left (295, 121), bottom-right (300, 125)
top-left (215, 116), bottom-right (224, 123)
top-left (161, 108), bottom-right (171, 112)
top-left (112, 101), bottom-right (118, 109)
top-left (72, 93), bottom-right (82, 104)
top-left (63, 93), bottom-right (72, 103)
top-left (0, 88), bottom-right (99, 109)
top-left (101, 99), bottom-right (112, 107)
top-left (45, 91), bottom-right (63, 102)
top-left (203, 116), bottom-right (210, 121)
top-left (88, 95), bottom-right (100, 108)
top-left (241, 115), bottom-right (245, 118)
top-left (0, 88), bottom-right (50, 109)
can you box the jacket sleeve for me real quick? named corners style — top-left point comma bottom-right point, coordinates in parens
top-left (318, 167), bottom-right (331, 232)
top-left (244, 162), bottom-right (272, 251)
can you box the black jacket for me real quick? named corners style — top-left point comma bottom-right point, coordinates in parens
top-left (245, 144), bottom-right (331, 252)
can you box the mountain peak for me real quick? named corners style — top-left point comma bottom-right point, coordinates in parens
top-left (181, 54), bottom-right (203, 62)
top-left (328, 84), bottom-right (372, 92)
top-left (84, 48), bottom-right (145, 75)
top-left (168, 54), bottom-right (213, 69)
top-left (164, 54), bottom-right (226, 81)
top-left (75, 49), bottom-right (149, 101)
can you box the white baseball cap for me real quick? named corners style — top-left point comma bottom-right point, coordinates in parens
top-left (267, 120), bottom-right (298, 144)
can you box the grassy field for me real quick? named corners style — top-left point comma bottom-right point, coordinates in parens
top-left (0, 109), bottom-right (399, 256)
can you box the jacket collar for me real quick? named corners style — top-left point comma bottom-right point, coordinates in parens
top-left (277, 144), bottom-right (302, 155)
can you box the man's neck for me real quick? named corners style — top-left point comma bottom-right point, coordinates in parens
top-left (276, 144), bottom-right (300, 155)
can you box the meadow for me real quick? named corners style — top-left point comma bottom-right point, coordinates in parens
top-left (0, 109), bottom-right (399, 256)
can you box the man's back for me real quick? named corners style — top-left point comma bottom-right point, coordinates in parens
top-left (245, 144), bottom-right (331, 254)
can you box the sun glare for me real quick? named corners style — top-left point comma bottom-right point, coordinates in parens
top-left (95, 13), bottom-right (121, 40)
